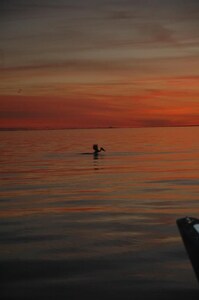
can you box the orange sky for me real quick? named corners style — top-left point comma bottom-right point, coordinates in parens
top-left (0, 0), bottom-right (199, 129)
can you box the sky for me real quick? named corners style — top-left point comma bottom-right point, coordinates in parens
top-left (0, 0), bottom-right (199, 129)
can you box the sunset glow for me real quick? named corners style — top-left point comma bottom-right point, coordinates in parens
top-left (1, 0), bottom-right (199, 129)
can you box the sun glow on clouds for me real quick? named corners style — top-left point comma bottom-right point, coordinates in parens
top-left (0, 0), bottom-right (199, 129)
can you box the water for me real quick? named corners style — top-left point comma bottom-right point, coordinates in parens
top-left (1, 127), bottom-right (199, 299)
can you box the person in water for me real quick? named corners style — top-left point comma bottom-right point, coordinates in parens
top-left (93, 144), bottom-right (105, 154)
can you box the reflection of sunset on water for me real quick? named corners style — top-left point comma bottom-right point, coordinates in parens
top-left (1, 129), bottom-right (199, 298)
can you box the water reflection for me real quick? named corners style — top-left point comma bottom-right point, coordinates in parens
top-left (1, 127), bottom-right (199, 298)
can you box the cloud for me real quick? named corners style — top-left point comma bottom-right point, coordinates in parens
top-left (1, 0), bottom-right (198, 73)
top-left (0, 0), bottom-right (198, 129)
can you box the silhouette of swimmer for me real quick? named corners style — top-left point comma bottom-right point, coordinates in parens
top-left (93, 144), bottom-right (105, 155)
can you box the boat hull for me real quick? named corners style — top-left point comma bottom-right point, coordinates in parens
top-left (177, 216), bottom-right (199, 282)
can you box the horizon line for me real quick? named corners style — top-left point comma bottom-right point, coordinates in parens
top-left (0, 124), bottom-right (199, 132)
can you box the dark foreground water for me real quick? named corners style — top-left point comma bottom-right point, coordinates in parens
top-left (1, 127), bottom-right (199, 299)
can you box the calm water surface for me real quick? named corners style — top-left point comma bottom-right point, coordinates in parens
top-left (1, 127), bottom-right (199, 299)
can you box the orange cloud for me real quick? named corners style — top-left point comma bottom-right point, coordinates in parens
top-left (0, 76), bottom-right (198, 130)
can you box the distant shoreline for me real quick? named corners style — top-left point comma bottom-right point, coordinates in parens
top-left (0, 125), bottom-right (198, 132)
